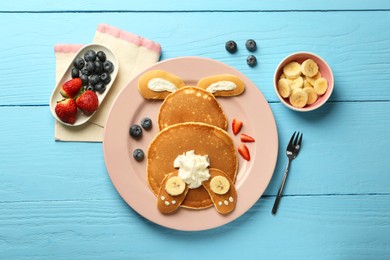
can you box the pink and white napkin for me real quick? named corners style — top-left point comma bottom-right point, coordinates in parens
top-left (54, 24), bottom-right (161, 142)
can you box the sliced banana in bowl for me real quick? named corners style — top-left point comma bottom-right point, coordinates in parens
top-left (274, 52), bottom-right (334, 112)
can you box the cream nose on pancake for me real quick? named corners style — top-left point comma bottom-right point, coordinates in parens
top-left (147, 122), bottom-right (238, 209)
top-left (158, 86), bottom-right (228, 131)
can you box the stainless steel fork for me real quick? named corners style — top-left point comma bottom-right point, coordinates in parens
top-left (272, 131), bottom-right (303, 215)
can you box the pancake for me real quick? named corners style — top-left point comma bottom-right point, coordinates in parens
top-left (147, 122), bottom-right (238, 209)
top-left (197, 74), bottom-right (245, 97)
top-left (138, 70), bottom-right (186, 100)
top-left (158, 86), bottom-right (228, 131)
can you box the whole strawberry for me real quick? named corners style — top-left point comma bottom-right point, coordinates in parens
top-left (60, 78), bottom-right (83, 98)
top-left (76, 90), bottom-right (99, 116)
top-left (55, 98), bottom-right (78, 124)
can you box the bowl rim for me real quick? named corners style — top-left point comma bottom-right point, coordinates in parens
top-left (273, 51), bottom-right (334, 112)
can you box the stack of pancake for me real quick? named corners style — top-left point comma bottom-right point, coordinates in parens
top-left (138, 70), bottom-right (245, 213)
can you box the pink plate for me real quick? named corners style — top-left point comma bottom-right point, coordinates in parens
top-left (103, 57), bottom-right (278, 231)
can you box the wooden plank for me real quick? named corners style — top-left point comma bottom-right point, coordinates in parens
top-left (1, 0), bottom-right (390, 12)
top-left (1, 11), bottom-right (390, 105)
top-left (0, 195), bottom-right (389, 258)
top-left (0, 102), bottom-right (389, 202)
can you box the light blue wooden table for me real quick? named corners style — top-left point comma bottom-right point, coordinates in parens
top-left (1, 1), bottom-right (390, 259)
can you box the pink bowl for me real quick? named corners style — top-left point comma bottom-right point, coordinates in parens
top-left (274, 52), bottom-right (334, 112)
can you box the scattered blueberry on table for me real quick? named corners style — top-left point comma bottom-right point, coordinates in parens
top-left (245, 39), bottom-right (257, 52)
top-left (246, 55), bottom-right (257, 67)
top-left (225, 40), bottom-right (237, 53)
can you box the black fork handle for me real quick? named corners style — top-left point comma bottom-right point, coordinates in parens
top-left (272, 159), bottom-right (291, 215)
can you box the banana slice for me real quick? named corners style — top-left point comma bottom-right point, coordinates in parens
top-left (210, 176), bottom-right (230, 195)
top-left (283, 62), bottom-right (301, 78)
top-left (303, 87), bottom-right (318, 105)
top-left (314, 77), bottom-right (328, 95)
top-left (301, 59), bottom-right (319, 77)
top-left (157, 171), bottom-right (189, 214)
top-left (287, 76), bottom-right (303, 89)
top-left (202, 168), bottom-right (237, 215)
top-left (303, 78), bottom-right (313, 88)
top-left (165, 176), bottom-right (186, 196)
top-left (306, 71), bottom-right (321, 86)
top-left (289, 88), bottom-right (308, 108)
top-left (277, 78), bottom-right (291, 98)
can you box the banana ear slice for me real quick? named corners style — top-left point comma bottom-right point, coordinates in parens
top-left (197, 74), bottom-right (245, 97)
top-left (202, 168), bottom-right (237, 215)
top-left (157, 171), bottom-right (189, 214)
top-left (138, 70), bottom-right (186, 100)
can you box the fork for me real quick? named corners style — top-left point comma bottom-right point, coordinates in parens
top-left (271, 131), bottom-right (303, 215)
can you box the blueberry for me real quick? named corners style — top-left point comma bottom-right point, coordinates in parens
top-left (73, 57), bottom-right (85, 69)
top-left (225, 40), bottom-right (237, 53)
top-left (71, 68), bottom-right (79, 78)
top-left (80, 67), bottom-right (91, 76)
top-left (89, 74), bottom-right (100, 85)
top-left (100, 72), bottom-right (111, 84)
top-left (94, 61), bottom-right (103, 73)
top-left (86, 61), bottom-right (95, 73)
top-left (103, 60), bottom-right (114, 73)
top-left (97, 51), bottom-right (106, 62)
top-left (84, 50), bottom-right (96, 62)
top-left (246, 55), bottom-right (257, 67)
top-left (140, 117), bottom-right (152, 130)
top-left (80, 74), bottom-right (89, 86)
top-left (133, 148), bottom-right (145, 161)
top-left (94, 82), bottom-right (106, 94)
top-left (129, 124), bottom-right (142, 138)
top-left (86, 85), bottom-right (94, 91)
top-left (245, 39), bottom-right (257, 52)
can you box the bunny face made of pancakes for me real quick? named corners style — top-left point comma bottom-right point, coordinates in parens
top-left (137, 70), bottom-right (245, 215)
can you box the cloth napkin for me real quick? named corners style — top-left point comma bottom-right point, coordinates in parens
top-left (54, 24), bottom-right (161, 142)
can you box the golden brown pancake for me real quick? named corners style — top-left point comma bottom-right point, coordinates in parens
top-left (197, 74), bottom-right (245, 97)
top-left (138, 70), bottom-right (186, 100)
top-left (147, 122), bottom-right (238, 209)
top-left (158, 86), bottom-right (228, 131)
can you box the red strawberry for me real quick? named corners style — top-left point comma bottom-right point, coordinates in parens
top-left (75, 90), bottom-right (99, 116)
top-left (232, 118), bottom-right (243, 135)
top-left (60, 78), bottom-right (83, 98)
top-left (240, 133), bottom-right (255, 143)
top-left (55, 98), bottom-right (78, 124)
top-left (238, 144), bottom-right (250, 161)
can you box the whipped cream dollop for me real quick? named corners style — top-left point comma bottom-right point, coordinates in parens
top-left (148, 78), bottom-right (178, 92)
top-left (173, 150), bottom-right (210, 189)
top-left (206, 81), bottom-right (236, 93)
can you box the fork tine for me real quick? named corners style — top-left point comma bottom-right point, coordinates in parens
top-left (293, 132), bottom-right (300, 145)
top-left (288, 131), bottom-right (296, 147)
top-left (298, 133), bottom-right (303, 146)
top-left (293, 132), bottom-right (301, 145)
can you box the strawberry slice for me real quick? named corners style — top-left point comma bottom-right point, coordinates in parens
top-left (240, 133), bottom-right (255, 143)
top-left (232, 118), bottom-right (243, 135)
top-left (238, 144), bottom-right (250, 161)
